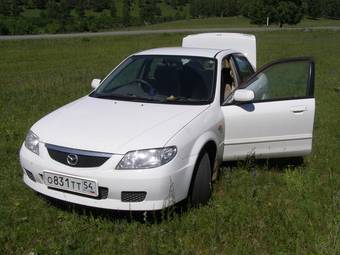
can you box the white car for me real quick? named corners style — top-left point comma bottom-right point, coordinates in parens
top-left (20, 33), bottom-right (315, 211)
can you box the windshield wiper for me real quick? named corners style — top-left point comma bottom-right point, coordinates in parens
top-left (92, 93), bottom-right (162, 103)
top-left (91, 93), bottom-right (209, 105)
top-left (165, 96), bottom-right (207, 104)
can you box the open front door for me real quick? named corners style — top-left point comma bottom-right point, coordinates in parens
top-left (221, 57), bottom-right (315, 160)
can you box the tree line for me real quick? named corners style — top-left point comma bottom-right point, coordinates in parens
top-left (0, 0), bottom-right (339, 35)
top-left (190, 0), bottom-right (340, 26)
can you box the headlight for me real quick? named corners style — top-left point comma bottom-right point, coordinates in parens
top-left (116, 146), bottom-right (177, 169)
top-left (25, 130), bottom-right (40, 155)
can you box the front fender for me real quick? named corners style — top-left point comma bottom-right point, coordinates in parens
top-left (165, 106), bottom-right (224, 196)
top-left (187, 130), bottom-right (223, 166)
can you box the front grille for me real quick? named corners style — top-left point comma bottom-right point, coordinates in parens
top-left (121, 191), bottom-right (147, 202)
top-left (25, 169), bottom-right (36, 182)
top-left (46, 144), bottom-right (112, 168)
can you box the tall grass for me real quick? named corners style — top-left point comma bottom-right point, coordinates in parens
top-left (0, 30), bottom-right (339, 254)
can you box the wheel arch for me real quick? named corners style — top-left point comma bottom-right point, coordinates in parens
top-left (186, 132), bottom-right (222, 199)
top-left (188, 130), bottom-right (222, 171)
top-left (203, 140), bottom-right (218, 171)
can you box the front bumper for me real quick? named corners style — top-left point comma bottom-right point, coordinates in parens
top-left (19, 143), bottom-right (193, 211)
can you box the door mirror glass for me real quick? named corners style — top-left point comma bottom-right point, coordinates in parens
top-left (233, 89), bottom-right (255, 102)
top-left (91, 79), bottom-right (101, 89)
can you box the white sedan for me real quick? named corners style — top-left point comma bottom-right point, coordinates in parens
top-left (20, 33), bottom-right (315, 211)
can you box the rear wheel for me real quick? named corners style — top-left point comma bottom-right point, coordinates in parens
top-left (190, 152), bottom-right (212, 207)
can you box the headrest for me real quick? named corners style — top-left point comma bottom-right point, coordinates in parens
top-left (222, 59), bottom-right (231, 69)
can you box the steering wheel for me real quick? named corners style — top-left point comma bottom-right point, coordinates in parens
top-left (134, 79), bottom-right (154, 93)
top-left (110, 79), bottom-right (155, 95)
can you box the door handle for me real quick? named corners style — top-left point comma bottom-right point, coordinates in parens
top-left (290, 106), bottom-right (307, 113)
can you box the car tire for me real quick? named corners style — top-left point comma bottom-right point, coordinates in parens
top-left (189, 152), bottom-right (212, 207)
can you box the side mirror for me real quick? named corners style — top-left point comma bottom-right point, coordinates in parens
top-left (91, 79), bottom-right (101, 89)
top-left (233, 89), bottom-right (255, 102)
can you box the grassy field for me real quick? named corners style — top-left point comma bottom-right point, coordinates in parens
top-left (0, 30), bottom-right (340, 254)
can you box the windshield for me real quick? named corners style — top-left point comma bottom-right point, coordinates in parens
top-left (90, 55), bottom-right (216, 105)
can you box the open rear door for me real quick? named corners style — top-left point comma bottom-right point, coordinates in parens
top-left (182, 33), bottom-right (256, 69)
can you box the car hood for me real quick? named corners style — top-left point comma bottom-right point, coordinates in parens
top-left (32, 96), bottom-right (209, 154)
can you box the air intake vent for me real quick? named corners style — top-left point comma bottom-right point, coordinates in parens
top-left (121, 191), bottom-right (146, 202)
top-left (25, 169), bottom-right (36, 182)
top-left (46, 144), bottom-right (112, 168)
top-left (99, 187), bottom-right (109, 199)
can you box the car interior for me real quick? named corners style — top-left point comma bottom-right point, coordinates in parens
top-left (144, 57), bottom-right (214, 100)
top-left (221, 58), bottom-right (238, 103)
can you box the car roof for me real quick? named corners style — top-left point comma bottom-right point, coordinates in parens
top-left (134, 47), bottom-right (234, 58)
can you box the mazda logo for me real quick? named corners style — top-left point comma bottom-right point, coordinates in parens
top-left (66, 154), bottom-right (78, 166)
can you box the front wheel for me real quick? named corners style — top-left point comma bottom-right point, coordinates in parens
top-left (189, 152), bottom-right (212, 207)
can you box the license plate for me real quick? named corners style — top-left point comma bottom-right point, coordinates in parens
top-left (43, 171), bottom-right (98, 197)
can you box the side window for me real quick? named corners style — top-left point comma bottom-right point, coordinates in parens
top-left (243, 59), bottom-right (313, 101)
top-left (233, 55), bottom-right (254, 83)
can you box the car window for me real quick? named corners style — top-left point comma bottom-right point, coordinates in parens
top-left (233, 55), bottom-right (254, 83)
top-left (91, 55), bottom-right (216, 105)
top-left (243, 60), bottom-right (311, 101)
top-left (101, 58), bottom-right (145, 92)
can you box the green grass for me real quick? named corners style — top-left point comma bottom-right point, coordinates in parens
top-left (297, 17), bottom-right (340, 27)
top-left (0, 30), bottom-right (340, 254)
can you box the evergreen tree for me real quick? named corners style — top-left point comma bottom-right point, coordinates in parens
top-left (88, 0), bottom-right (109, 12)
top-left (24, 0), bottom-right (36, 9)
top-left (33, 0), bottom-right (47, 9)
top-left (10, 0), bottom-right (23, 16)
top-left (248, 0), bottom-right (268, 24)
top-left (322, 0), bottom-right (340, 18)
top-left (222, 0), bottom-right (240, 17)
top-left (0, 19), bottom-right (9, 34)
top-left (190, 0), bottom-right (205, 17)
top-left (122, 0), bottom-right (132, 25)
top-left (46, 0), bottom-right (59, 19)
top-left (276, 1), bottom-right (302, 27)
top-left (248, 0), bottom-right (303, 26)
top-left (139, 0), bottom-right (161, 23)
top-left (75, 0), bottom-right (86, 18)
top-left (170, 0), bottom-right (177, 9)
top-left (190, 0), bottom-right (240, 18)
top-left (167, 0), bottom-right (189, 8)
top-left (59, 0), bottom-right (71, 22)
top-left (0, 0), bottom-right (11, 16)
top-left (110, 0), bottom-right (117, 17)
top-left (306, 0), bottom-right (322, 18)
top-left (67, 0), bottom-right (78, 8)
